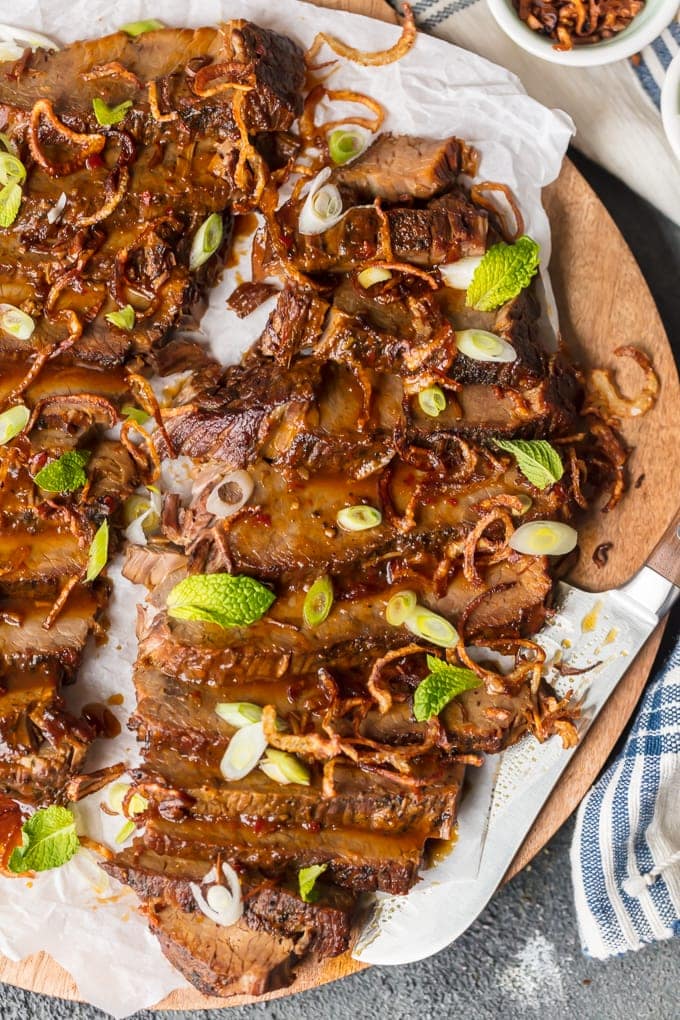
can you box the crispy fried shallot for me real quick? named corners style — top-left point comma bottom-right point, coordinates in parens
top-left (367, 644), bottom-right (426, 714)
top-left (585, 345), bottom-right (659, 422)
top-left (29, 99), bottom-right (105, 177)
top-left (470, 181), bottom-right (524, 242)
top-left (307, 3), bottom-right (416, 67)
top-left (300, 85), bottom-right (385, 143)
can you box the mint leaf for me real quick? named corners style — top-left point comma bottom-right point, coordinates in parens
top-left (494, 438), bottom-right (563, 490)
top-left (466, 236), bottom-right (540, 312)
top-left (8, 805), bottom-right (79, 873)
top-left (167, 573), bottom-right (276, 629)
top-left (299, 863), bottom-right (328, 903)
top-left (33, 450), bottom-right (90, 493)
top-left (413, 657), bottom-right (481, 721)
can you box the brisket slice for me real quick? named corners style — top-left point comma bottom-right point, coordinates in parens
top-left (144, 815), bottom-right (423, 895)
top-left (149, 903), bottom-right (300, 998)
top-left (331, 133), bottom-right (474, 203)
top-left (103, 844), bottom-right (353, 958)
top-left (168, 456), bottom-right (558, 577)
top-left (0, 22), bottom-right (304, 136)
top-left (134, 551), bottom-right (552, 680)
top-left (273, 188), bottom-right (487, 274)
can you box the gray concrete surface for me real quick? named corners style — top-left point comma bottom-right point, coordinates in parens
top-left (1, 152), bottom-right (678, 1020)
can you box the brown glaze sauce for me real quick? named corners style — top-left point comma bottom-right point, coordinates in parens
top-left (107, 693), bottom-right (124, 706)
top-left (225, 212), bottom-right (259, 268)
top-left (82, 702), bottom-right (122, 739)
top-left (426, 828), bottom-right (459, 868)
top-left (0, 796), bottom-right (24, 872)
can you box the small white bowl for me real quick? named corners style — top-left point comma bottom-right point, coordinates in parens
top-left (487, 0), bottom-right (679, 66)
top-left (661, 49), bottom-right (680, 160)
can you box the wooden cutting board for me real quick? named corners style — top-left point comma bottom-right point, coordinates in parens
top-left (2, 0), bottom-right (679, 1009)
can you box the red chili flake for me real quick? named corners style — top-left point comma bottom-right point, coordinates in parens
top-left (251, 512), bottom-right (272, 527)
top-left (86, 153), bottom-right (104, 171)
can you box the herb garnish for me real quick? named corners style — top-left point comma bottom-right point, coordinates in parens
top-left (167, 573), bottom-right (276, 629)
top-left (494, 438), bottom-right (564, 490)
top-left (9, 805), bottom-right (79, 874)
top-left (33, 449), bottom-right (90, 493)
top-left (466, 236), bottom-right (540, 311)
top-left (413, 655), bottom-right (482, 722)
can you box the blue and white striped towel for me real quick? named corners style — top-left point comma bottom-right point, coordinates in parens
top-left (396, 1), bottom-right (680, 224)
top-left (570, 635), bottom-right (680, 958)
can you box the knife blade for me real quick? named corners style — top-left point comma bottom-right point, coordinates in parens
top-left (354, 513), bottom-right (680, 966)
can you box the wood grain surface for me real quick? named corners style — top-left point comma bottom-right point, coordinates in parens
top-left (2, 0), bottom-right (679, 1010)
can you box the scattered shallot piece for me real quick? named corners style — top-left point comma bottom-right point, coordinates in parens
top-left (306, 3), bottom-right (416, 67)
top-left (585, 345), bottom-right (659, 422)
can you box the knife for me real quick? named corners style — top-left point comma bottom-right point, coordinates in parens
top-left (354, 510), bottom-right (680, 966)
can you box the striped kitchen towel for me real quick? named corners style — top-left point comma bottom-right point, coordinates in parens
top-left (570, 634), bottom-right (680, 958)
top-left (397, 1), bottom-right (680, 225)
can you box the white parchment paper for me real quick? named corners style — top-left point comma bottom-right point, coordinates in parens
top-left (1, 1), bottom-right (573, 1014)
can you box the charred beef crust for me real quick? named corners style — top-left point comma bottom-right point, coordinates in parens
top-left (274, 187), bottom-right (488, 274)
top-left (102, 846), bottom-right (352, 957)
top-left (150, 904), bottom-right (300, 998)
top-left (331, 133), bottom-right (472, 203)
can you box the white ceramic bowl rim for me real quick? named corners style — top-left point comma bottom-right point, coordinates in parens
top-left (661, 49), bottom-right (680, 161)
top-left (486, 0), bottom-right (680, 66)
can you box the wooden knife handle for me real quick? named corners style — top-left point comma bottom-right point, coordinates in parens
top-left (646, 510), bottom-right (680, 587)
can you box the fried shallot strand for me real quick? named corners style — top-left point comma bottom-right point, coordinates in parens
top-left (470, 181), bottom-right (525, 242)
top-left (585, 345), bottom-right (659, 423)
top-left (28, 99), bottom-right (105, 177)
top-left (306, 3), bottom-right (416, 67)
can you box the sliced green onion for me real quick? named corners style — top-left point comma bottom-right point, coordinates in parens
top-left (456, 329), bottom-right (517, 364)
top-left (85, 520), bottom-right (109, 582)
top-left (0, 151), bottom-right (26, 186)
top-left (509, 520), bottom-right (578, 556)
top-left (0, 303), bottom-right (34, 340)
top-left (220, 721), bottom-right (267, 781)
top-left (418, 386), bottom-right (446, 418)
top-left (215, 702), bottom-right (263, 728)
top-left (439, 256), bottom-right (484, 291)
top-left (0, 404), bottom-right (29, 445)
top-left (121, 403), bottom-right (150, 425)
top-left (122, 494), bottom-right (158, 532)
top-left (357, 266), bottom-right (392, 289)
top-left (0, 183), bottom-right (22, 227)
top-left (92, 97), bottom-right (132, 127)
top-left (513, 494), bottom-right (533, 515)
top-left (105, 304), bottom-right (135, 330)
top-left (303, 576), bottom-right (334, 628)
top-left (385, 589), bottom-right (418, 627)
top-left (120, 19), bottom-right (164, 35)
top-left (337, 505), bottom-right (382, 532)
top-left (328, 128), bottom-right (367, 165)
top-left (115, 819), bottom-right (136, 844)
top-left (298, 168), bottom-right (344, 236)
top-left (189, 213), bottom-right (223, 270)
top-left (106, 781), bottom-right (130, 815)
top-left (404, 607), bottom-right (458, 648)
top-left (261, 749), bottom-right (310, 786)
top-left (0, 133), bottom-right (17, 155)
top-left (128, 793), bottom-right (148, 816)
